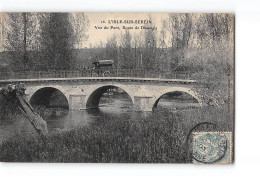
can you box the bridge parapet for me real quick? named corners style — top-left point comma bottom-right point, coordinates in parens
top-left (0, 70), bottom-right (192, 80)
top-left (0, 76), bottom-right (197, 86)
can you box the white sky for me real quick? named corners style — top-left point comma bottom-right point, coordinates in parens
top-left (84, 12), bottom-right (170, 48)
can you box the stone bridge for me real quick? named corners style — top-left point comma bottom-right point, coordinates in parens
top-left (0, 77), bottom-right (202, 112)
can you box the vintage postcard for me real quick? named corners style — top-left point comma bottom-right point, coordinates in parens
top-left (0, 12), bottom-right (234, 163)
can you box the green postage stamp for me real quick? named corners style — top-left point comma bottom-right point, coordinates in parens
top-left (192, 132), bottom-right (232, 164)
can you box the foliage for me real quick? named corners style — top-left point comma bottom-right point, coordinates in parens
top-left (69, 13), bottom-right (89, 49)
top-left (0, 93), bottom-right (21, 121)
top-left (166, 13), bottom-right (192, 66)
top-left (39, 13), bottom-right (75, 70)
top-left (118, 30), bottom-right (135, 69)
top-left (0, 106), bottom-right (232, 162)
top-left (2, 13), bottom-right (40, 71)
top-left (105, 35), bottom-right (118, 67)
top-left (1, 12), bottom-right (89, 71)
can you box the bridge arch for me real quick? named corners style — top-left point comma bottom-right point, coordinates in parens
top-left (86, 85), bottom-right (134, 109)
top-left (29, 87), bottom-right (69, 109)
top-left (152, 87), bottom-right (202, 110)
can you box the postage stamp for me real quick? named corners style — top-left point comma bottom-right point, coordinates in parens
top-left (192, 131), bottom-right (232, 164)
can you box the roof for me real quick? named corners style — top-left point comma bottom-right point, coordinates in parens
top-left (92, 60), bottom-right (114, 65)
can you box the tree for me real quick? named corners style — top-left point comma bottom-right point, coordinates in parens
top-left (40, 13), bottom-right (75, 70)
top-left (22, 13), bottom-right (28, 70)
top-left (133, 33), bottom-right (143, 69)
top-left (142, 16), bottom-right (158, 71)
top-left (69, 13), bottom-right (89, 49)
top-left (158, 18), bottom-right (168, 71)
top-left (166, 13), bottom-right (192, 67)
top-left (2, 13), bottom-right (39, 71)
top-left (187, 13), bottom-right (234, 106)
top-left (105, 35), bottom-right (118, 67)
top-left (119, 30), bottom-right (134, 69)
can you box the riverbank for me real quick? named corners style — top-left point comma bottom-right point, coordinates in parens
top-left (0, 105), bottom-right (232, 163)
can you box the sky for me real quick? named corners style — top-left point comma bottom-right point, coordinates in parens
top-left (84, 12), bottom-right (170, 48)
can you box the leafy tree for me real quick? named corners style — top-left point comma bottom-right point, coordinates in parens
top-left (158, 19), bottom-right (170, 71)
top-left (166, 13), bottom-right (192, 68)
top-left (132, 32), bottom-right (144, 69)
top-left (105, 35), bottom-right (118, 67)
top-left (39, 13), bottom-right (75, 70)
top-left (142, 16), bottom-right (158, 71)
top-left (2, 13), bottom-right (39, 71)
top-left (118, 30), bottom-right (134, 69)
top-left (186, 13), bottom-right (234, 105)
top-left (69, 13), bottom-right (89, 49)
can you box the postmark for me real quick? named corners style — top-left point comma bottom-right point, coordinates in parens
top-left (192, 131), bottom-right (232, 164)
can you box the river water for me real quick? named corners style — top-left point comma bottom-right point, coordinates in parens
top-left (0, 94), bottom-right (199, 144)
top-left (45, 97), bottom-right (134, 132)
top-left (45, 94), bottom-right (199, 132)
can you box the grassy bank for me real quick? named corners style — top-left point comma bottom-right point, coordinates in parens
top-left (0, 106), bottom-right (233, 163)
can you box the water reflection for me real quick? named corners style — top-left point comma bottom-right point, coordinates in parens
top-left (0, 94), bottom-right (199, 143)
top-left (46, 95), bottom-right (133, 132)
top-left (156, 98), bottom-right (200, 109)
top-left (46, 94), bottom-right (199, 132)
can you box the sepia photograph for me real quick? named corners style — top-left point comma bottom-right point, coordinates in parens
top-left (0, 12), bottom-right (234, 164)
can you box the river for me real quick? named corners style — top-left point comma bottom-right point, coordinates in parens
top-left (45, 94), bottom-right (199, 132)
top-left (0, 94), bottom-right (199, 144)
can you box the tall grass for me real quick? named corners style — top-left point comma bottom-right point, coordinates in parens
top-left (0, 106), bottom-right (232, 163)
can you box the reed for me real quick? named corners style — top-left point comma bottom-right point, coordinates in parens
top-left (0, 106), bottom-right (232, 163)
